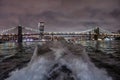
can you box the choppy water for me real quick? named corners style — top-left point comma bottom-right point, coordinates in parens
top-left (5, 41), bottom-right (112, 80)
top-left (0, 40), bottom-right (119, 60)
top-left (78, 40), bottom-right (120, 54)
top-left (0, 42), bottom-right (42, 62)
top-left (0, 40), bottom-right (120, 80)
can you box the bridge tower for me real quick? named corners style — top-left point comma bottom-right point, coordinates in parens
top-left (17, 25), bottom-right (23, 43)
top-left (94, 27), bottom-right (100, 40)
top-left (38, 22), bottom-right (44, 40)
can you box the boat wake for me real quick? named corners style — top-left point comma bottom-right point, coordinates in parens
top-left (6, 41), bottom-right (112, 80)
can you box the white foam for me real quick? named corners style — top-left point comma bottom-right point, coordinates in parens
top-left (6, 42), bottom-right (112, 80)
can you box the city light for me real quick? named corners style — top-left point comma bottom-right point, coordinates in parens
top-left (0, 27), bottom-right (120, 42)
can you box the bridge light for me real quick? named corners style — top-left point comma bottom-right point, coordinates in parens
top-left (26, 32), bottom-right (29, 34)
top-left (74, 32), bottom-right (77, 34)
top-left (53, 32), bottom-right (57, 35)
top-left (45, 32), bottom-right (48, 35)
top-left (43, 32), bottom-right (46, 35)
top-left (78, 32), bottom-right (80, 34)
top-left (48, 32), bottom-right (52, 35)
top-left (22, 33), bottom-right (25, 35)
top-left (9, 34), bottom-right (11, 36)
top-left (75, 32), bottom-right (78, 34)
top-left (57, 32), bottom-right (60, 34)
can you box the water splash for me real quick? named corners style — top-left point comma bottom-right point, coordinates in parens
top-left (6, 41), bottom-right (112, 80)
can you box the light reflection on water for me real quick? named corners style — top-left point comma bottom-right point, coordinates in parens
top-left (79, 40), bottom-right (120, 54)
top-left (0, 42), bottom-right (42, 61)
top-left (0, 40), bottom-right (120, 61)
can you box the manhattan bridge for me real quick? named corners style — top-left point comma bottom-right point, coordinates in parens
top-left (0, 22), bottom-right (120, 42)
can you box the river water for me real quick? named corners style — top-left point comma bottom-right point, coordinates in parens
top-left (0, 40), bottom-right (120, 80)
top-left (0, 40), bottom-right (119, 61)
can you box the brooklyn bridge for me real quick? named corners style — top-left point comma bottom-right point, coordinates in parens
top-left (0, 22), bottom-right (120, 42)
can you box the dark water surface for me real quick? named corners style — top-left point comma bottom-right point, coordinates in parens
top-left (0, 42), bottom-right (42, 62)
top-left (0, 40), bottom-right (120, 58)
top-left (0, 40), bottom-right (120, 80)
top-left (0, 40), bottom-right (120, 63)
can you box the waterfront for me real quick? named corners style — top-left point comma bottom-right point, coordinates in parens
top-left (0, 40), bottom-right (120, 80)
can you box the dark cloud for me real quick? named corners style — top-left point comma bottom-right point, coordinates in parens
top-left (0, 0), bottom-right (120, 32)
top-left (111, 9), bottom-right (120, 19)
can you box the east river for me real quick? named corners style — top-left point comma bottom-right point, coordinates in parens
top-left (0, 40), bottom-right (120, 80)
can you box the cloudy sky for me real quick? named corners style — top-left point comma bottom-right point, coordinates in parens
top-left (0, 0), bottom-right (120, 32)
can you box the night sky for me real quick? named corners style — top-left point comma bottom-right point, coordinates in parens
top-left (0, 0), bottom-right (120, 32)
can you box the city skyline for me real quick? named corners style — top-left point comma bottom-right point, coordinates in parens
top-left (0, 0), bottom-right (120, 32)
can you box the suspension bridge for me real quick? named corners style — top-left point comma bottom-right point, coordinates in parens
top-left (0, 22), bottom-right (120, 42)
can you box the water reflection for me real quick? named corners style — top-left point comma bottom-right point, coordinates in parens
top-left (16, 43), bottom-right (23, 52)
top-left (94, 41), bottom-right (100, 52)
top-left (0, 40), bottom-right (120, 61)
top-left (79, 40), bottom-right (119, 54)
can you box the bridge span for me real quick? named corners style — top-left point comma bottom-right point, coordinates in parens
top-left (0, 23), bottom-right (120, 42)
